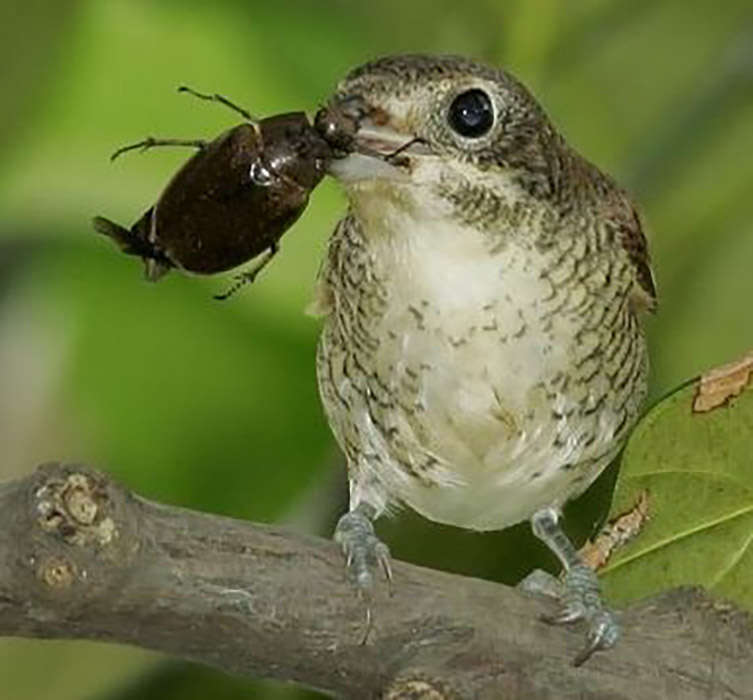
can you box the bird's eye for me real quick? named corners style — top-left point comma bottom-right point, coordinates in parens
top-left (447, 89), bottom-right (494, 138)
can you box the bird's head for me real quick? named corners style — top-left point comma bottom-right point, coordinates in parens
top-left (316, 54), bottom-right (564, 219)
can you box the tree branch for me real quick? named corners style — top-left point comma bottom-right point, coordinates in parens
top-left (0, 463), bottom-right (750, 699)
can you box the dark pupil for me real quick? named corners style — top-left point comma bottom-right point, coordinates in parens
top-left (448, 89), bottom-right (494, 138)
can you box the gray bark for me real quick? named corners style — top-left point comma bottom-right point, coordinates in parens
top-left (0, 462), bottom-right (750, 699)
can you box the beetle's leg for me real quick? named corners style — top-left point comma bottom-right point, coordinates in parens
top-left (214, 244), bottom-right (279, 301)
top-left (177, 85), bottom-right (260, 133)
top-left (110, 137), bottom-right (207, 162)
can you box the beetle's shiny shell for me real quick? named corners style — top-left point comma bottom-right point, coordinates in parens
top-left (95, 112), bottom-right (332, 280)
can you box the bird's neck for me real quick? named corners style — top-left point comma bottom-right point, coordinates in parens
top-left (344, 163), bottom-right (542, 248)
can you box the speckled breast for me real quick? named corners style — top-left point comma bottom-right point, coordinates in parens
top-left (316, 207), bottom-right (648, 530)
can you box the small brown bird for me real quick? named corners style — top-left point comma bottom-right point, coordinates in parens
top-left (312, 54), bottom-right (655, 662)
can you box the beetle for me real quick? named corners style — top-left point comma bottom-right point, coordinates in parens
top-left (93, 87), bottom-right (333, 299)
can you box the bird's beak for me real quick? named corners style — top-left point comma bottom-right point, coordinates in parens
top-left (316, 95), bottom-right (431, 182)
top-left (351, 123), bottom-right (426, 157)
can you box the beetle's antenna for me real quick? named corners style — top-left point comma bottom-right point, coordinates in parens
top-left (178, 86), bottom-right (259, 125)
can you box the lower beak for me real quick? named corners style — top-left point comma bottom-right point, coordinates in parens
top-left (327, 121), bottom-right (431, 182)
top-left (327, 153), bottom-right (402, 182)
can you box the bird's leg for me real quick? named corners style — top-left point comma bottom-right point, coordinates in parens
top-left (334, 501), bottom-right (392, 593)
top-left (530, 507), bottom-right (619, 666)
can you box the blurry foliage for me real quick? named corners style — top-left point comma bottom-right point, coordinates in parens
top-left (0, 0), bottom-right (751, 698)
top-left (108, 662), bottom-right (323, 700)
top-left (0, 0), bottom-right (80, 155)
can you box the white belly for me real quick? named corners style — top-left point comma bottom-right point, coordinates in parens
top-left (333, 219), bottom-right (618, 530)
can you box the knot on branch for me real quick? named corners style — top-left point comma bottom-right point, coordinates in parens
top-left (16, 463), bottom-right (141, 608)
top-left (383, 677), bottom-right (452, 699)
top-left (35, 469), bottom-right (116, 546)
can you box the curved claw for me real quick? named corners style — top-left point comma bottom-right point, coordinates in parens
top-left (574, 609), bottom-right (620, 667)
top-left (542, 603), bottom-right (588, 626)
top-left (374, 540), bottom-right (393, 583)
top-left (540, 563), bottom-right (620, 665)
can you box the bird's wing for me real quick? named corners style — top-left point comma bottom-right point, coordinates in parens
top-left (612, 200), bottom-right (657, 313)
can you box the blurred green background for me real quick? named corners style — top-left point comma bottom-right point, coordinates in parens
top-left (0, 0), bottom-right (751, 697)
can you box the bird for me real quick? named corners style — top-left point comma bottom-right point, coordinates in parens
top-left (311, 54), bottom-right (656, 663)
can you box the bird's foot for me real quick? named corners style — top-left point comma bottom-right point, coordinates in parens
top-left (529, 507), bottom-right (620, 664)
top-left (522, 565), bottom-right (619, 666)
top-left (334, 509), bottom-right (392, 592)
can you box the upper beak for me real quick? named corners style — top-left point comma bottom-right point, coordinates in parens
top-left (350, 123), bottom-right (428, 158)
top-left (315, 95), bottom-right (431, 181)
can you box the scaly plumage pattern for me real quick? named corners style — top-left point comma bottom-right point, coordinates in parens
top-left (315, 55), bottom-right (653, 529)
top-left (313, 54), bottom-right (656, 660)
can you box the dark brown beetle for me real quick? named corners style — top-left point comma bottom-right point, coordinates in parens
top-left (93, 88), bottom-right (332, 299)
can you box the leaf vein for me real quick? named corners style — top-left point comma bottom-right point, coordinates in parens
top-left (710, 529), bottom-right (753, 588)
top-left (623, 468), bottom-right (752, 494)
top-left (602, 504), bottom-right (753, 574)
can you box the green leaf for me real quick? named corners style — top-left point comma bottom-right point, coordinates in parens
top-left (600, 354), bottom-right (753, 611)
